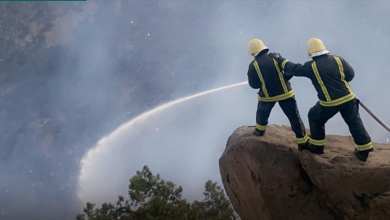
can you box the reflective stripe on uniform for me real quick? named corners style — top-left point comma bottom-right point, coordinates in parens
top-left (334, 56), bottom-right (353, 94)
top-left (356, 141), bottom-right (373, 151)
top-left (312, 60), bottom-right (356, 107)
top-left (319, 93), bottom-right (355, 107)
top-left (258, 90), bottom-right (295, 102)
top-left (295, 134), bottom-right (309, 144)
top-left (312, 61), bottom-right (331, 101)
top-left (310, 138), bottom-right (325, 146)
top-left (273, 59), bottom-right (288, 93)
top-left (256, 124), bottom-right (266, 131)
top-left (281, 59), bottom-right (289, 69)
top-left (254, 61), bottom-right (269, 97)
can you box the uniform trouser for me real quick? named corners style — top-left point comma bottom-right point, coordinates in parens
top-left (256, 96), bottom-right (308, 144)
top-left (308, 98), bottom-right (373, 151)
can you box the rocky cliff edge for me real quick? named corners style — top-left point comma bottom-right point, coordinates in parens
top-left (219, 125), bottom-right (390, 220)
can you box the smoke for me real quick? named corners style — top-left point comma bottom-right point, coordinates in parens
top-left (1, 1), bottom-right (389, 219)
top-left (77, 0), bottom-right (390, 207)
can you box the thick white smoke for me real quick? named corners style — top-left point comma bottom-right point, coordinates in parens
top-left (55, 0), bottom-right (390, 214)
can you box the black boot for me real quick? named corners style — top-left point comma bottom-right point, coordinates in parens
top-left (253, 128), bottom-right (265, 136)
top-left (298, 140), bottom-right (310, 151)
top-left (308, 144), bottom-right (324, 154)
top-left (354, 148), bottom-right (374, 162)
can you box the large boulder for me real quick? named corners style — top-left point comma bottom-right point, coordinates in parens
top-left (219, 125), bottom-right (390, 220)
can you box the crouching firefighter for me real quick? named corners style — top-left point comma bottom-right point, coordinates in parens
top-left (272, 38), bottom-right (374, 161)
top-left (246, 39), bottom-right (309, 149)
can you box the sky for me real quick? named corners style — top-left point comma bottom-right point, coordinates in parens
top-left (78, 0), bottom-right (390, 210)
top-left (1, 1), bottom-right (390, 219)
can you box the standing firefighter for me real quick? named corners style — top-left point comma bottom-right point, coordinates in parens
top-left (272, 38), bottom-right (374, 161)
top-left (246, 39), bottom-right (309, 149)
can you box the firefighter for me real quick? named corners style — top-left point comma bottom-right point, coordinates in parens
top-left (272, 38), bottom-right (373, 161)
top-left (246, 39), bottom-right (309, 150)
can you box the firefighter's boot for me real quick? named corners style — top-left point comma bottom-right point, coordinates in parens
top-left (308, 144), bottom-right (324, 154)
top-left (354, 148), bottom-right (374, 162)
top-left (253, 128), bottom-right (265, 136)
top-left (298, 140), bottom-right (310, 151)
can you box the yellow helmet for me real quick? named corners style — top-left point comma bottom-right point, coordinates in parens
top-left (247, 39), bottom-right (269, 56)
top-left (306, 38), bottom-right (329, 57)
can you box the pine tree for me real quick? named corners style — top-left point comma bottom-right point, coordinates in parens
top-left (76, 165), bottom-right (237, 220)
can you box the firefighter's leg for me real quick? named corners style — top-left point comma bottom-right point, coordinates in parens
top-left (278, 97), bottom-right (309, 150)
top-left (340, 99), bottom-right (373, 161)
top-left (255, 101), bottom-right (276, 136)
top-left (308, 102), bottom-right (338, 154)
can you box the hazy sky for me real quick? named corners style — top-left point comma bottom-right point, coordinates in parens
top-left (78, 0), bottom-right (390, 209)
top-left (1, 1), bottom-right (390, 219)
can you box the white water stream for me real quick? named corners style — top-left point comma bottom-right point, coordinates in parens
top-left (76, 81), bottom-right (265, 205)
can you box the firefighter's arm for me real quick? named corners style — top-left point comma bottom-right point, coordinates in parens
top-left (269, 53), bottom-right (310, 78)
top-left (268, 53), bottom-right (293, 81)
top-left (284, 73), bottom-right (293, 81)
top-left (342, 58), bottom-right (355, 82)
top-left (269, 53), bottom-right (294, 78)
top-left (274, 56), bottom-right (311, 78)
top-left (247, 63), bottom-right (261, 89)
top-left (283, 61), bottom-right (313, 78)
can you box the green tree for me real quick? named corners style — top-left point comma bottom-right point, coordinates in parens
top-left (201, 180), bottom-right (235, 219)
top-left (76, 165), bottom-right (237, 220)
top-left (127, 165), bottom-right (190, 219)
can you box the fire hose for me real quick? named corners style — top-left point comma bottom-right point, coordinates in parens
top-left (357, 96), bottom-right (390, 133)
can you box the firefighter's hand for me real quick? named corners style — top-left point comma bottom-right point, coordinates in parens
top-left (269, 52), bottom-right (282, 60)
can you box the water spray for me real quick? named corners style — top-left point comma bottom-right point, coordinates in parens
top-left (80, 81), bottom-right (248, 161)
top-left (78, 81), bottom-right (248, 200)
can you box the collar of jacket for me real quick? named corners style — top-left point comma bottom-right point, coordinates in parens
top-left (254, 50), bottom-right (269, 58)
top-left (312, 53), bottom-right (330, 60)
top-left (310, 50), bottom-right (330, 58)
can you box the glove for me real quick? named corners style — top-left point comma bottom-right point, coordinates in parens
top-left (269, 52), bottom-right (283, 60)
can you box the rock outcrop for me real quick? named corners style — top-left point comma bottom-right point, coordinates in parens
top-left (219, 125), bottom-right (390, 220)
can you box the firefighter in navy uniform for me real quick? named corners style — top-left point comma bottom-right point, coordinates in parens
top-left (246, 39), bottom-right (309, 149)
top-left (272, 38), bottom-right (374, 161)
